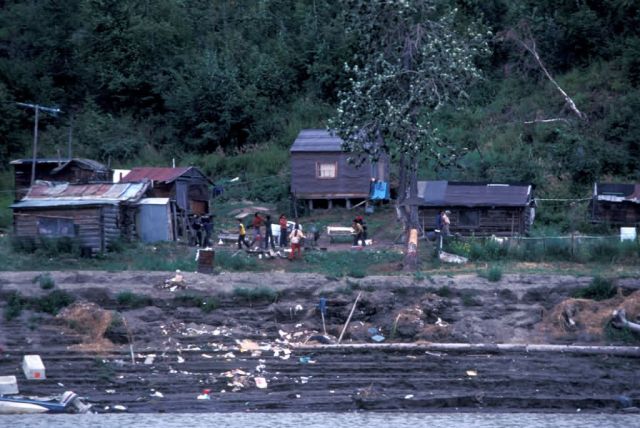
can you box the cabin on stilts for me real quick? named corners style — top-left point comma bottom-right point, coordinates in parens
top-left (290, 129), bottom-right (389, 211)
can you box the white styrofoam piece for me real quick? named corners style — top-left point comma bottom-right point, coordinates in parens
top-left (22, 355), bottom-right (46, 380)
top-left (620, 227), bottom-right (637, 242)
top-left (0, 375), bottom-right (19, 395)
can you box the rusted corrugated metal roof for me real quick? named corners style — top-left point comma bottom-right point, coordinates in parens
top-left (418, 181), bottom-right (532, 207)
top-left (121, 167), bottom-right (192, 183)
top-left (595, 183), bottom-right (640, 203)
top-left (11, 181), bottom-right (150, 209)
top-left (291, 129), bottom-right (344, 152)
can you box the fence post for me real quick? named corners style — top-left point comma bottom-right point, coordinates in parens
top-left (571, 232), bottom-right (575, 259)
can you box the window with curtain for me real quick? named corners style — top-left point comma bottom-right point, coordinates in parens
top-left (316, 162), bottom-right (337, 179)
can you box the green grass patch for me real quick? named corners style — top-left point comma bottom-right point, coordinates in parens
top-left (232, 286), bottom-right (279, 304)
top-left (3, 290), bottom-right (75, 320)
top-left (461, 292), bottom-right (481, 306)
top-left (303, 250), bottom-right (402, 276)
top-left (173, 294), bottom-right (220, 313)
top-left (572, 276), bottom-right (617, 301)
top-left (479, 265), bottom-right (503, 282)
top-left (116, 291), bottom-right (153, 309)
top-left (33, 273), bottom-right (55, 290)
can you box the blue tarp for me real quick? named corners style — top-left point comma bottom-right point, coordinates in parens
top-left (370, 181), bottom-right (389, 200)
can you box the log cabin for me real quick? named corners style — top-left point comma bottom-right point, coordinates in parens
top-left (590, 182), bottom-right (640, 226)
top-left (417, 181), bottom-right (535, 237)
top-left (11, 181), bottom-right (150, 254)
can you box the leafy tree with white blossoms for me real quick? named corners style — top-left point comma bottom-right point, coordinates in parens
top-left (330, 0), bottom-right (489, 267)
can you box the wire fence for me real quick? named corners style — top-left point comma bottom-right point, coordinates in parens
top-left (442, 232), bottom-right (639, 263)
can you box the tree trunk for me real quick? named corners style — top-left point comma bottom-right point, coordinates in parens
top-left (402, 156), bottom-right (420, 270)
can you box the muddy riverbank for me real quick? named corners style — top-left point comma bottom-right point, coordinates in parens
top-left (0, 271), bottom-right (639, 413)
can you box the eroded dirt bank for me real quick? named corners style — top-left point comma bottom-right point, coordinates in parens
top-left (0, 271), bottom-right (639, 413)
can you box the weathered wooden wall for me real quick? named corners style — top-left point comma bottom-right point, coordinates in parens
top-left (591, 201), bottom-right (640, 226)
top-left (420, 206), bottom-right (529, 236)
top-left (291, 152), bottom-right (387, 199)
top-left (13, 205), bottom-right (121, 253)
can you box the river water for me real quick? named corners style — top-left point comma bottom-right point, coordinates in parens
top-left (1, 412), bottom-right (637, 428)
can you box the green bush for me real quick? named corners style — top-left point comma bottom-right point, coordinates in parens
top-left (468, 239), bottom-right (507, 261)
top-left (10, 236), bottom-right (37, 253)
top-left (572, 276), bottom-right (616, 301)
top-left (116, 291), bottom-right (153, 309)
top-left (37, 237), bottom-right (80, 257)
top-left (34, 290), bottom-right (75, 315)
top-left (4, 292), bottom-right (27, 320)
top-left (33, 273), bottom-right (55, 290)
top-left (480, 265), bottom-right (503, 282)
top-left (347, 267), bottom-right (367, 278)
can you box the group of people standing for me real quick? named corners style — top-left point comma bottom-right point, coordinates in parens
top-left (237, 212), bottom-right (304, 260)
top-left (190, 214), bottom-right (213, 247)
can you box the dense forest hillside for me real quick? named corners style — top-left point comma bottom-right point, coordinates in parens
top-left (1, 0), bottom-right (639, 228)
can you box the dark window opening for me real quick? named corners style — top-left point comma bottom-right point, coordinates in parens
top-left (458, 210), bottom-right (480, 227)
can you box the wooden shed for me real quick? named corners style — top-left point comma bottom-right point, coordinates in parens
top-left (290, 129), bottom-right (389, 209)
top-left (417, 181), bottom-right (535, 237)
top-left (11, 181), bottom-right (150, 254)
top-left (121, 167), bottom-right (212, 240)
top-left (590, 183), bottom-right (640, 226)
top-left (10, 158), bottom-right (111, 201)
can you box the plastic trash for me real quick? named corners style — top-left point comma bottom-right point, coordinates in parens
top-left (144, 354), bottom-right (156, 365)
top-left (404, 394), bottom-right (414, 399)
top-left (371, 334), bottom-right (385, 342)
top-left (299, 356), bottom-right (311, 364)
top-left (616, 395), bottom-right (633, 408)
top-left (466, 370), bottom-right (478, 377)
top-left (197, 389), bottom-right (211, 400)
top-left (0, 375), bottom-right (19, 395)
top-left (254, 377), bottom-right (268, 389)
top-left (113, 405), bottom-right (127, 411)
top-left (22, 355), bottom-right (46, 380)
top-left (151, 391), bottom-right (164, 398)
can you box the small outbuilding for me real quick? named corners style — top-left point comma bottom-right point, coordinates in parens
top-left (10, 158), bottom-right (111, 201)
top-left (121, 167), bottom-right (212, 240)
top-left (290, 129), bottom-right (389, 210)
top-left (417, 181), bottom-right (535, 236)
top-left (590, 183), bottom-right (640, 226)
top-left (11, 181), bottom-right (150, 254)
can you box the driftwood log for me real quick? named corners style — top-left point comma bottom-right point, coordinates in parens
top-left (612, 309), bottom-right (640, 334)
top-left (293, 342), bottom-right (640, 357)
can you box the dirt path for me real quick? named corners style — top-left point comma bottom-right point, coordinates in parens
top-left (0, 271), bottom-right (639, 413)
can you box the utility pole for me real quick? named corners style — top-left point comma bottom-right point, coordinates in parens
top-left (16, 102), bottom-right (62, 185)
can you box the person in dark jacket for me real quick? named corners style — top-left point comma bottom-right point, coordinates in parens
top-left (202, 215), bottom-right (213, 247)
top-left (263, 214), bottom-right (276, 250)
